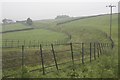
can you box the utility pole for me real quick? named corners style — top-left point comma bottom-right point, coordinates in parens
top-left (106, 5), bottom-right (116, 39)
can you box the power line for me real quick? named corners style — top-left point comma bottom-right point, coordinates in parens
top-left (106, 5), bottom-right (116, 39)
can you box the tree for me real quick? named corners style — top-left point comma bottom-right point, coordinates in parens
top-left (55, 15), bottom-right (70, 19)
top-left (2, 18), bottom-right (7, 24)
top-left (26, 18), bottom-right (32, 25)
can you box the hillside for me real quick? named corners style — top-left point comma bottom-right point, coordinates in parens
top-left (33, 14), bottom-right (118, 44)
top-left (2, 14), bottom-right (118, 78)
top-left (1, 23), bottom-right (32, 33)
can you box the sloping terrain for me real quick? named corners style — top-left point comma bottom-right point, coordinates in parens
top-left (1, 23), bottom-right (32, 33)
top-left (2, 14), bottom-right (118, 78)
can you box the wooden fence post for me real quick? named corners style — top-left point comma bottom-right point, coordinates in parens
top-left (17, 40), bottom-right (19, 48)
top-left (40, 44), bottom-right (45, 75)
top-left (51, 44), bottom-right (59, 71)
top-left (5, 39), bottom-right (7, 47)
top-left (103, 43), bottom-right (105, 52)
top-left (106, 43), bottom-right (108, 53)
top-left (97, 43), bottom-right (99, 58)
top-left (90, 43), bottom-right (92, 62)
top-left (82, 43), bottom-right (84, 64)
top-left (11, 40), bottom-right (13, 48)
top-left (100, 43), bottom-right (103, 54)
top-left (104, 43), bottom-right (106, 52)
top-left (29, 40), bottom-right (31, 48)
top-left (94, 43), bottom-right (96, 60)
top-left (99, 43), bottom-right (102, 55)
top-left (22, 45), bottom-right (24, 78)
top-left (106, 43), bottom-right (109, 53)
top-left (70, 43), bottom-right (75, 71)
top-left (34, 40), bottom-right (35, 48)
top-left (101, 43), bottom-right (103, 54)
top-left (104, 43), bottom-right (106, 53)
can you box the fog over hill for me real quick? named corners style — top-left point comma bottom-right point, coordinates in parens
top-left (1, 2), bottom-right (118, 22)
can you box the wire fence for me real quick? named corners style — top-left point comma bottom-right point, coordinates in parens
top-left (2, 38), bottom-right (70, 48)
top-left (2, 42), bottom-right (113, 78)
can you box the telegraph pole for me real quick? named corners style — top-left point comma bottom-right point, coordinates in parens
top-left (106, 5), bottom-right (116, 39)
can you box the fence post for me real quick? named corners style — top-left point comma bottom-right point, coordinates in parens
top-left (99, 43), bottom-right (102, 55)
top-left (106, 43), bottom-right (108, 53)
top-left (101, 43), bottom-right (104, 54)
top-left (40, 44), bottom-right (45, 75)
top-left (22, 45), bottom-right (24, 78)
top-left (17, 40), bottom-right (19, 48)
top-left (94, 43), bottom-right (96, 60)
top-left (111, 42), bottom-right (113, 49)
top-left (5, 39), bottom-right (7, 47)
top-left (104, 43), bottom-right (106, 52)
top-left (70, 43), bottom-right (75, 71)
top-left (34, 40), bottom-right (35, 48)
top-left (104, 43), bottom-right (106, 53)
top-left (102, 43), bottom-right (105, 54)
top-left (97, 43), bottom-right (99, 58)
top-left (100, 43), bottom-right (103, 54)
top-left (106, 43), bottom-right (109, 53)
top-left (29, 40), bottom-right (31, 48)
top-left (51, 44), bottom-right (59, 71)
top-left (82, 43), bottom-right (84, 64)
top-left (11, 40), bottom-right (13, 48)
top-left (90, 43), bottom-right (92, 62)
top-left (101, 43), bottom-right (103, 54)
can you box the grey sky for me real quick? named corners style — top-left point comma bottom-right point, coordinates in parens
top-left (1, 2), bottom-right (118, 21)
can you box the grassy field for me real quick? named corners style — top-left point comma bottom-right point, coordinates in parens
top-left (60, 14), bottom-right (117, 42)
top-left (1, 23), bottom-right (32, 32)
top-left (30, 13), bottom-right (118, 78)
top-left (2, 29), bottom-right (68, 42)
top-left (2, 13), bottom-right (118, 78)
top-left (2, 22), bottom-right (69, 47)
top-left (33, 14), bottom-right (118, 43)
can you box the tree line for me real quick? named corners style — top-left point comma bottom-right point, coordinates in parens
top-left (2, 18), bottom-right (33, 25)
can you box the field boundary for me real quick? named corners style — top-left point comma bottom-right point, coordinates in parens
top-left (1, 28), bottom-right (34, 34)
top-left (2, 42), bottom-right (114, 78)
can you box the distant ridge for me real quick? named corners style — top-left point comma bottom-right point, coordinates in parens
top-left (57, 13), bottom-right (118, 25)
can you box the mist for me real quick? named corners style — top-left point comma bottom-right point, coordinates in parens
top-left (1, 2), bottom-right (118, 21)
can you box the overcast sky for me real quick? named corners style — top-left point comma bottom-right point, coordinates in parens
top-left (1, 1), bottom-right (119, 21)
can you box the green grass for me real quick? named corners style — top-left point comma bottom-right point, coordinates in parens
top-left (1, 23), bottom-right (32, 32)
top-left (58, 14), bottom-right (118, 43)
top-left (3, 47), bottom-right (117, 78)
top-left (2, 14), bottom-right (118, 78)
top-left (2, 29), bottom-right (68, 45)
top-left (33, 14), bottom-right (118, 44)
